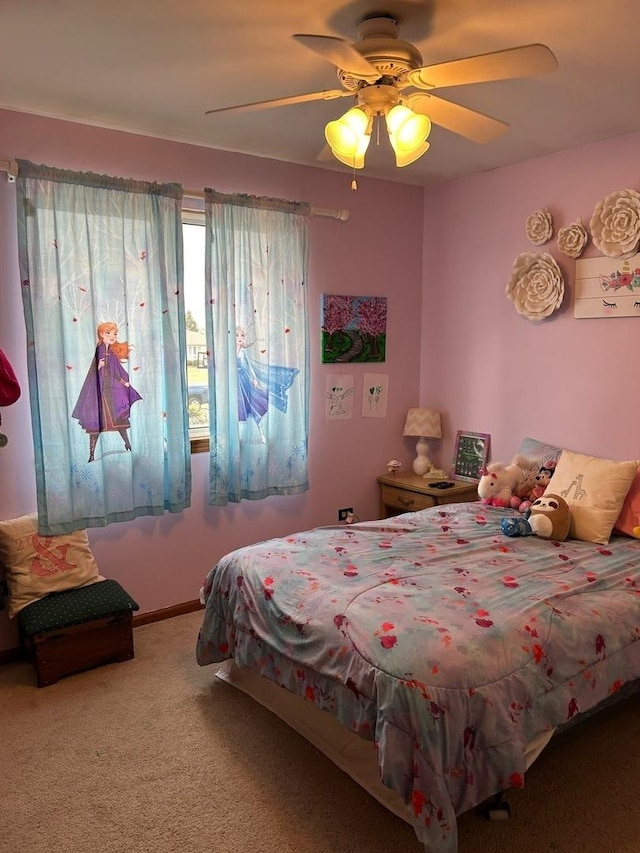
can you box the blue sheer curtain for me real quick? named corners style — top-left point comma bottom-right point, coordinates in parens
top-left (204, 190), bottom-right (310, 505)
top-left (16, 160), bottom-right (191, 534)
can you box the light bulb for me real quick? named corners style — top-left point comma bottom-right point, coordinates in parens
top-left (325, 107), bottom-right (371, 168)
top-left (386, 104), bottom-right (432, 167)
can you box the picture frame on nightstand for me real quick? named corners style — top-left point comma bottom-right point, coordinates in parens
top-left (451, 430), bottom-right (490, 482)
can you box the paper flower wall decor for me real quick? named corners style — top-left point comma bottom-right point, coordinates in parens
top-left (525, 209), bottom-right (553, 245)
top-left (590, 188), bottom-right (640, 258)
top-left (557, 218), bottom-right (589, 259)
top-left (506, 252), bottom-right (564, 322)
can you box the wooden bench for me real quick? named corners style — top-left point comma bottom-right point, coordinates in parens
top-left (17, 579), bottom-right (140, 687)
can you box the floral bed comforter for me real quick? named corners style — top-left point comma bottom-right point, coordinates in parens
top-left (196, 503), bottom-right (640, 852)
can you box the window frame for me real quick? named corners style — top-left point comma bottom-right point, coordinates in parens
top-left (182, 210), bottom-right (209, 454)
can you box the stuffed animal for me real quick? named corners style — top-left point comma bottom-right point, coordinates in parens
top-left (531, 461), bottom-right (556, 499)
top-left (500, 515), bottom-right (532, 537)
top-left (528, 493), bottom-right (571, 540)
top-left (477, 457), bottom-right (530, 508)
top-left (501, 493), bottom-right (571, 541)
top-left (513, 460), bottom-right (557, 513)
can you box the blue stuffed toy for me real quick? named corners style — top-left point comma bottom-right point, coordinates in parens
top-left (501, 515), bottom-right (532, 537)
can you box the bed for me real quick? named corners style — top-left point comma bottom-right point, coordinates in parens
top-left (196, 449), bottom-right (640, 853)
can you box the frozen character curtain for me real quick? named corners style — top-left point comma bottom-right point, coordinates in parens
top-left (204, 190), bottom-right (310, 505)
top-left (16, 160), bottom-right (191, 535)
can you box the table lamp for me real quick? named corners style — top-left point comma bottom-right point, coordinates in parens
top-left (403, 408), bottom-right (442, 476)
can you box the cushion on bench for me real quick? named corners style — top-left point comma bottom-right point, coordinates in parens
top-left (0, 513), bottom-right (104, 618)
top-left (17, 579), bottom-right (139, 637)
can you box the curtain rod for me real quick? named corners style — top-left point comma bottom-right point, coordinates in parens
top-left (183, 188), bottom-right (349, 221)
top-left (1, 159), bottom-right (350, 221)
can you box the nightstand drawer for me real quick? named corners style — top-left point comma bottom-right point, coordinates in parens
top-left (380, 484), bottom-right (435, 513)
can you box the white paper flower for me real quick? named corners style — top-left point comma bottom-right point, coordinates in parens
top-left (525, 209), bottom-right (553, 245)
top-left (506, 252), bottom-right (564, 322)
top-left (557, 218), bottom-right (589, 259)
top-left (590, 188), bottom-right (640, 258)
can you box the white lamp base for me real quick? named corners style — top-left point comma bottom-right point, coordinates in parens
top-left (412, 436), bottom-right (433, 476)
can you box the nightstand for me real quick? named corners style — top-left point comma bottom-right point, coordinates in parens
top-left (377, 472), bottom-right (479, 518)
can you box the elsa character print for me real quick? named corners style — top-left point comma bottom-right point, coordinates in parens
top-left (72, 321), bottom-right (142, 462)
top-left (236, 326), bottom-right (298, 441)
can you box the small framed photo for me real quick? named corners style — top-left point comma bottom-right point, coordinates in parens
top-left (452, 430), bottom-right (491, 482)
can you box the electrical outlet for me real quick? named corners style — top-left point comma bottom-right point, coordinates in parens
top-left (338, 507), bottom-right (353, 522)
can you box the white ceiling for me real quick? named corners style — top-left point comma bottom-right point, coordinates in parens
top-left (2, 0), bottom-right (640, 187)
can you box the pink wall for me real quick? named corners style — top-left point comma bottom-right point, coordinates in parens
top-left (5, 111), bottom-right (637, 654)
top-left (0, 109), bottom-right (424, 651)
top-left (421, 131), bottom-right (640, 470)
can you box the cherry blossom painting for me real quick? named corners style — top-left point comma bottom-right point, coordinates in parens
top-left (321, 294), bottom-right (387, 363)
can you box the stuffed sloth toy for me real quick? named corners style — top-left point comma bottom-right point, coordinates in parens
top-left (501, 493), bottom-right (571, 541)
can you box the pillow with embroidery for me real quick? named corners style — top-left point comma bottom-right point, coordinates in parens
top-left (0, 514), bottom-right (103, 618)
top-left (550, 450), bottom-right (636, 544)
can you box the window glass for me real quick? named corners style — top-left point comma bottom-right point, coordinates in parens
top-left (183, 217), bottom-right (209, 445)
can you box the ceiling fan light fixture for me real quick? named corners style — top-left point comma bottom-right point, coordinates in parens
top-left (325, 106), bottom-right (371, 168)
top-left (392, 138), bottom-right (430, 167)
top-left (386, 104), bottom-right (432, 166)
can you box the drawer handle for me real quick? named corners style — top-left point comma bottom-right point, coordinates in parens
top-left (398, 496), bottom-right (415, 507)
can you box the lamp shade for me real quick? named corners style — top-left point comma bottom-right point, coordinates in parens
top-left (404, 408), bottom-right (442, 476)
top-left (403, 408), bottom-right (442, 439)
top-left (386, 105), bottom-right (431, 167)
top-left (325, 107), bottom-right (371, 169)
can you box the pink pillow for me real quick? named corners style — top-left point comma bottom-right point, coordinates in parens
top-left (614, 466), bottom-right (640, 537)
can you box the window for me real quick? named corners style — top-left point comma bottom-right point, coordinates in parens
top-left (183, 214), bottom-right (209, 452)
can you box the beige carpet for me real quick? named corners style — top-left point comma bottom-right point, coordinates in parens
top-left (1, 611), bottom-right (639, 853)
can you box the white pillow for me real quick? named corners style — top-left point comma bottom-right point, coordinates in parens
top-left (550, 450), bottom-right (636, 544)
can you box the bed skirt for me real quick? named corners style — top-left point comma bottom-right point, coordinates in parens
top-left (215, 660), bottom-right (555, 823)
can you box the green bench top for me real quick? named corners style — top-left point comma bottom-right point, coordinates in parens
top-left (17, 579), bottom-right (140, 637)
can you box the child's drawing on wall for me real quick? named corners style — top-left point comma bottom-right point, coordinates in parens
top-left (325, 374), bottom-right (354, 420)
top-left (362, 373), bottom-right (388, 418)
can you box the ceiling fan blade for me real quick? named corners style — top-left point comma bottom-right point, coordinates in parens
top-left (405, 93), bottom-right (508, 143)
top-left (407, 44), bottom-right (558, 90)
top-left (205, 89), bottom-right (352, 116)
top-left (293, 34), bottom-right (381, 81)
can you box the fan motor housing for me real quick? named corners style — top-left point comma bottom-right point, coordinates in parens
top-left (355, 36), bottom-right (422, 74)
top-left (338, 16), bottom-right (423, 90)
top-left (356, 83), bottom-right (400, 114)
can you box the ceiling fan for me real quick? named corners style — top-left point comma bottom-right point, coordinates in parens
top-left (205, 14), bottom-right (558, 170)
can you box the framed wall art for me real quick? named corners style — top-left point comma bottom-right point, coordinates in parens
top-left (321, 294), bottom-right (387, 363)
top-left (451, 430), bottom-right (491, 482)
top-left (574, 253), bottom-right (640, 318)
